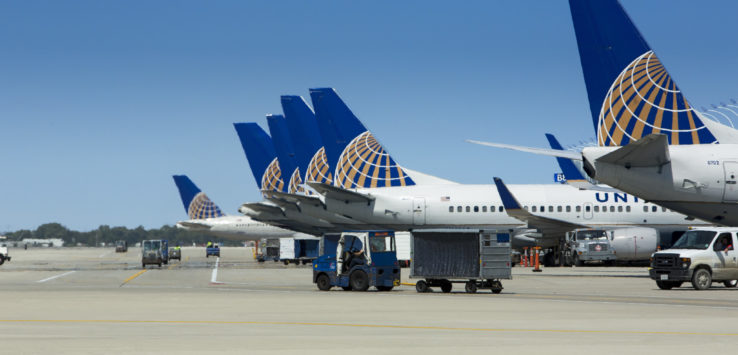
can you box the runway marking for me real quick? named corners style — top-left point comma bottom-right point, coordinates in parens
top-left (120, 270), bottom-right (147, 287)
top-left (1, 319), bottom-right (737, 336)
top-left (98, 251), bottom-right (113, 258)
top-left (36, 271), bottom-right (76, 283)
top-left (210, 257), bottom-right (221, 284)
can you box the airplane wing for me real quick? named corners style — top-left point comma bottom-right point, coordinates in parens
top-left (467, 139), bottom-right (582, 160)
top-left (597, 134), bottom-right (670, 168)
top-left (493, 177), bottom-right (587, 239)
top-left (306, 182), bottom-right (375, 204)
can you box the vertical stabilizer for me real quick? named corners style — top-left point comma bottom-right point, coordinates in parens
top-left (266, 114), bottom-right (301, 194)
top-left (569, 0), bottom-right (718, 146)
top-left (545, 134), bottom-right (587, 181)
top-left (233, 122), bottom-right (285, 192)
top-left (281, 95), bottom-right (328, 190)
top-left (172, 175), bottom-right (224, 219)
top-left (309, 88), bottom-right (415, 188)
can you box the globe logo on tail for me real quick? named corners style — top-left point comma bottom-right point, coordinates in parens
top-left (598, 50), bottom-right (716, 146)
top-left (288, 168), bottom-right (305, 194)
top-left (261, 158), bottom-right (285, 192)
top-left (305, 147), bottom-right (333, 185)
top-left (334, 131), bottom-right (415, 188)
top-left (188, 192), bottom-right (224, 219)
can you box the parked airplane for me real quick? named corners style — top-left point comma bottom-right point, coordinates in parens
top-left (471, 0), bottom-right (738, 225)
top-left (172, 175), bottom-right (312, 240)
top-left (238, 88), bottom-right (705, 264)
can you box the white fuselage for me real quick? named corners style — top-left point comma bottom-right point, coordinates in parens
top-left (176, 215), bottom-right (311, 241)
top-left (281, 183), bottom-right (708, 248)
top-left (583, 144), bottom-right (738, 226)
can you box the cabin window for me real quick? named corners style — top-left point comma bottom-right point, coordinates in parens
top-left (532, 206), bottom-right (537, 212)
top-left (662, 207), bottom-right (667, 212)
top-left (652, 206), bottom-right (657, 212)
top-left (466, 206), bottom-right (471, 212)
top-left (584, 205), bottom-right (590, 212)
top-left (474, 206), bottom-right (479, 212)
top-left (576, 206), bottom-right (581, 212)
top-left (557, 206), bottom-right (562, 212)
top-left (499, 206), bottom-right (504, 212)
top-left (490, 206), bottom-right (495, 212)
top-left (449, 206), bottom-right (454, 213)
top-left (594, 206), bottom-right (599, 212)
top-left (601, 205), bottom-right (606, 212)
top-left (523, 206), bottom-right (528, 211)
top-left (482, 206), bottom-right (487, 212)
top-left (541, 206), bottom-right (545, 212)
top-left (457, 206), bottom-right (462, 212)
top-left (626, 206), bottom-right (631, 212)
top-left (618, 206), bottom-right (623, 212)
top-left (566, 206), bottom-right (571, 212)
top-left (643, 206), bottom-right (648, 212)
top-left (610, 206), bottom-right (615, 212)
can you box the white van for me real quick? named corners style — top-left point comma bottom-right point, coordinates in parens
top-left (649, 227), bottom-right (738, 290)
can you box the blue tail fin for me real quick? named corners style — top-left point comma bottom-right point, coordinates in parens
top-left (545, 134), bottom-right (586, 181)
top-left (233, 122), bottom-right (285, 192)
top-left (281, 95), bottom-right (328, 191)
top-left (266, 114), bottom-right (302, 194)
top-left (309, 88), bottom-right (415, 188)
top-left (172, 175), bottom-right (224, 219)
top-left (569, 0), bottom-right (717, 146)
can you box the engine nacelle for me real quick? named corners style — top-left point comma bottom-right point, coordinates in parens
top-left (608, 227), bottom-right (658, 261)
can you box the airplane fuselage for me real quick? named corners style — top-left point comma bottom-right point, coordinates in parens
top-left (176, 215), bottom-right (312, 241)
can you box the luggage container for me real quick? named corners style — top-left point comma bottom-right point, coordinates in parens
top-left (410, 229), bottom-right (512, 294)
top-left (257, 238), bottom-right (280, 262)
top-left (280, 237), bottom-right (320, 265)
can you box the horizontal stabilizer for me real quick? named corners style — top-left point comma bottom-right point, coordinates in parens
top-left (240, 202), bottom-right (285, 217)
top-left (597, 134), bottom-right (670, 168)
top-left (176, 221), bottom-right (212, 230)
top-left (307, 182), bottom-right (375, 203)
top-left (467, 140), bottom-right (582, 160)
top-left (494, 177), bottom-right (587, 237)
top-left (263, 190), bottom-right (326, 209)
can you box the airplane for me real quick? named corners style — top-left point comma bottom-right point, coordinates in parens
top-left (237, 88), bottom-right (706, 265)
top-left (470, 0), bottom-right (738, 226)
top-left (172, 174), bottom-right (312, 241)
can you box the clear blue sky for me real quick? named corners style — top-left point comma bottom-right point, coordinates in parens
top-left (2, 0), bottom-right (737, 232)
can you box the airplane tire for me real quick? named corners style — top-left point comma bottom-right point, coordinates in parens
top-left (465, 281), bottom-right (477, 294)
top-left (724, 280), bottom-right (738, 288)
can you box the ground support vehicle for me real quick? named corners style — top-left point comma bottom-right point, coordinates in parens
top-left (168, 247), bottom-right (181, 261)
top-left (206, 244), bottom-right (220, 258)
top-left (312, 231), bottom-right (400, 292)
top-left (410, 230), bottom-right (511, 294)
top-left (115, 240), bottom-right (128, 253)
top-left (649, 227), bottom-right (738, 290)
top-left (280, 237), bottom-right (320, 265)
top-left (0, 238), bottom-right (11, 265)
top-left (257, 238), bottom-right (280, 262)
top-left (564, 229), bottom-right (616, 266)
top-left (142, 240), bottom-right (167, 268)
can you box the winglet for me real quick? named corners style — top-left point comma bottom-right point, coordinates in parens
top-left (493, 177), bottom-right (522, 211)
top-left (545, 133), bottom-right (587, 181)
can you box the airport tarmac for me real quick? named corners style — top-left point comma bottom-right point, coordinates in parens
top-left (2, 247), bottom-right (738, 354)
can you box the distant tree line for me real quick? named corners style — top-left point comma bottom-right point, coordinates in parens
top-left (2, 223), bottom-right (241, 247)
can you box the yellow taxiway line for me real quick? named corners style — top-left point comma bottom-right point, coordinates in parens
top-left (120, 270), bottom-right (147, 287)
top-left (1, 319), bottom-right (737, 336)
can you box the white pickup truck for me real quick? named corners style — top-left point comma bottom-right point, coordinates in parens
top-left (0, 242), bottom-right (11, 265)
top-left (649, 227), bottom-right (738, 290)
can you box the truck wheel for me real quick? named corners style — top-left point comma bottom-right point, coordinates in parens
top-left (573, 254), bottom-right (583, 267)
top-left (316, 274), bottom-right (332, 291)
top-left (415, 280), bottom-right (429, 293)
top-left (349, 270), bottom-right (369, 291)
top-left (142, 264), bottom-right (145, 269)
top-left (376, 286), bottom-right (393, 291)
top-left (691, 268), bottom-right (712, 290)
top-left (656, 281), bottom-right (674, 290)
top-left (491, 280), bottom-right (503, 294)
top-left (283, 260), bottom-right (289, 265)
top-left (724, 280), bottom-right (738, 288)
top-left (440, 281), bottom-right (452, 293)
top-left (465, 281), bottom-right (477, 294)
top-left (0, 255), bottom-right (5, 265)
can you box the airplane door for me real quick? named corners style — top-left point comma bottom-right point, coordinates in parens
top-left (723, 162), bottom-right (738, 202)
top-left (583, 203), bottom-right (593, 219)
top-left (412, 198), bottom-right (426, 225)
